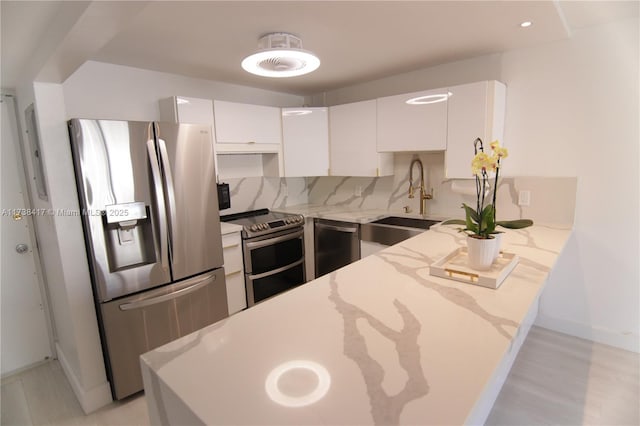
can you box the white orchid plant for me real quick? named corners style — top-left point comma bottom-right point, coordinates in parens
top-left (444, 138), bottom-right (533, 238)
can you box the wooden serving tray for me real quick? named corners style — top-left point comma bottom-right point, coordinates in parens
top-left (429, 247), bottom-right (519, 289)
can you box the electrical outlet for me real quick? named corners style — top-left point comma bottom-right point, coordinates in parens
top-left (355, 186), bottom-right (362, 197)
top-left (518, 190), bottom-right (531, 206)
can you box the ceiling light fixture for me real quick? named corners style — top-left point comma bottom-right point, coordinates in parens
top-left (242, 32), bottom-right (320, 78)
top-left (520, 21), bottom-right (533, 28)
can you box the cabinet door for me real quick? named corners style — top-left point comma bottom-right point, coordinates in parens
top-left (159, 96), bottom-right (220, 181)
top-left (282, 107), bottom-right (329, 177)
top-left (159, 96), bottom-right (214, 125)
top-left (222, 232), bottom-right (246, 315)
top-left (329, 100), bottom-right (393, 177)
top-left (445, 81), bottom-right (506, 179)
top-left (377, 88), bottom-right (448, 152)
top-left (213, 100), bottom-right (282, 144)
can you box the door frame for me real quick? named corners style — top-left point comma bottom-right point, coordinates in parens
top-left (1, 92), bottom-right (57, 366)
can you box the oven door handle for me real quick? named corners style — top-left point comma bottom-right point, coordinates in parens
top-left (249, 258), bottom-right (304, 281)
top-left (245, 228), bottom-right (304, 250)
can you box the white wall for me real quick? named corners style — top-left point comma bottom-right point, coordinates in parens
top-left (502, 19), bottom-right (639, 352)
top-left (312, 18), bottom-right (640, 352)
top-left (15, 82), bottom-right (112, 413)
top-left (63, 61), bottom-right (305, 121)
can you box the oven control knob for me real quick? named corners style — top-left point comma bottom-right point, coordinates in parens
top-left (285, 218), bottom-right (291, 224)
top-left (250, 225), bottom-right (258, 231)
top-left (262, 223), bottom-right (268, 230)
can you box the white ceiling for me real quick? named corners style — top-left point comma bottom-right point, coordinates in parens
top-left (1, 1), bottom-right (638, 95)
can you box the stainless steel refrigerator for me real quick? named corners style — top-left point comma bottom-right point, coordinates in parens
top-left (68, 119), bottom-right (228, 400)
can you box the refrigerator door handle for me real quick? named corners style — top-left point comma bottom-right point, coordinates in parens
top-left (119, 271), bottom-right (217, 311)
top-left (157, 137), bottom-right (178, 252)
top-left (147, 139), bottom-right (169, 270)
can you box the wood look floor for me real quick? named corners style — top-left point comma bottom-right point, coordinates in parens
top-left (1, 326), bottom-right (638, 425)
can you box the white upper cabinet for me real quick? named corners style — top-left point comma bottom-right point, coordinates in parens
top-left (159, 96), bottom-right (220, 181)
top-left (281, 107), bottom-right (329, 177)
top-left (329, 100), bottom-right (393, 177)
top-left (377, 87), bottom-right (449, 152)
top-left (445, 80), bottom-right (506, 179)
top-left (213, 100), bottom-right (282, 147)
top-left (159, 96), bottom-right (214, 125)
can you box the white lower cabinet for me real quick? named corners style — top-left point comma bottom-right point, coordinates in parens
top-left (221, 231), bottom-right (246, 315)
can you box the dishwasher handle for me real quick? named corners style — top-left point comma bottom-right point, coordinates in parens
top-left (314, 222), bottom-right (359, 233)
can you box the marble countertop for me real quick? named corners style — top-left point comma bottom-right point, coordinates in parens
top-left (273, 203), bottom-right (445, 224)
top-left (219, 221), bottom-right (243, 235)
top-left (141, 224), bottom-right (571, 425)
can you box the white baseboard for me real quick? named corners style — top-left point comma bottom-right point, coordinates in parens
top-left (55, 343), bottom-right (113, 414)
top-left (535, 313), bottom-right (640, 353)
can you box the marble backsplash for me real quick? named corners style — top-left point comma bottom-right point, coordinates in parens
top-left (307, 153), bottom-right (577, 227)
top-left (219, 152), bottom-right (576, 227)
top-left (218, 177), bottom-right (308, 216)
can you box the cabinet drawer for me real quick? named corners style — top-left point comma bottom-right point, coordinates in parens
top-left (222, 233), bottom-right (242, 273)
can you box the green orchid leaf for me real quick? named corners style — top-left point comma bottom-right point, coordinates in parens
top-left (461, 205), bottom-right (479, 234)
top-left (441, 219), bottom-right (466, 226)
top-left (496, 219), bottom-right (534, 229)
top-left (462, 203), bottom-right (481, 223)
top-left (484, 204), bottom-right (496, 234)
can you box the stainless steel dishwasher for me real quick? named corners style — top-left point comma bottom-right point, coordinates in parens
top-left (314, 218), bottom-right (360, 277)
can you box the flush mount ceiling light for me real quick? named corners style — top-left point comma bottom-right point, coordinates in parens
top-left (520, 21), bottom-right (533, 28)
top-left (241, 32), bottom-right (320, 78)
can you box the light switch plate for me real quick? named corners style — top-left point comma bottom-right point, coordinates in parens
top-left (518, 190), bottom-right (531, 206)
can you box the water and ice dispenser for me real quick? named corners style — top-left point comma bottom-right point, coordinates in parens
top-left (102, 201), bottom-right (156, 272)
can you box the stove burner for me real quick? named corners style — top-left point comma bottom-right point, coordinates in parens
top-left (220, 209), bottom-right (304, 238)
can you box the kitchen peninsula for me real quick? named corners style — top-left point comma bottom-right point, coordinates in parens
top-left (141, 224), bottom-right (571, 425)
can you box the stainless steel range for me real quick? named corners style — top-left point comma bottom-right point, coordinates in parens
top-left (221, 209), bottom-right (306, 306)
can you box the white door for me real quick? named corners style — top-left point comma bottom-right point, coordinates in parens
top-left (1, 94), bottom-right (52, 375)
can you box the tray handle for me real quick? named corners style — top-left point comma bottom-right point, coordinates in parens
top-left (444, 268), bottom-right (479, 283)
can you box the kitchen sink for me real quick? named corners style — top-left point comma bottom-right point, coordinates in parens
top-left (360, 216), bottom-right (440, 247)
top-left (371, 216), bottom-right (439, 230)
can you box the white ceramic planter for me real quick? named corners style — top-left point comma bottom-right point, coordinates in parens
top-left (492, 232), bottom-right (503, 261)
top-left (467, 235), bottom-right (496, 270)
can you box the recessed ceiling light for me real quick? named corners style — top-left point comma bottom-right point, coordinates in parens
top-left (242, 32), bottom-right (320, 78)
top-left (520, 21), bottom-right (533, 28)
